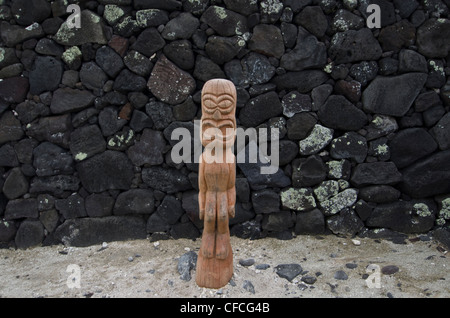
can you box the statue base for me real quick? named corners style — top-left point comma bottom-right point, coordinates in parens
top-left (195, 243), bottom-right (233, 289)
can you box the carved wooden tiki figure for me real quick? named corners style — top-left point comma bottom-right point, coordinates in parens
top-left (196, 79), bottom-right (237, 289)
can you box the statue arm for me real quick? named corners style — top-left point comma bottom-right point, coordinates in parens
top-left (198, 157), bottom-right (207, 220)
top-left (227, 162), bottom-right (236, 218)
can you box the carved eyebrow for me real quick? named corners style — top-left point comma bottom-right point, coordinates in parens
top-left (202, 119), bottom-right (235, 128)
top-left (202, 93), bottom-right (235, 103)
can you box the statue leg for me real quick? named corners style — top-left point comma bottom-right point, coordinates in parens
top-left (200, 191), bottom-right (216, 259)
top-left (215, 191), bottom-right (230, 260)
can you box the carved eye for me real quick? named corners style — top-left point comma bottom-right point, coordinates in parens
top-left (219, 99), bottom-right (232, 109)
top-left (203, 99), bottom-right (216, 109)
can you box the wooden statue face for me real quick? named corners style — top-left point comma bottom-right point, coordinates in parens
top-left (201, 79), bottom-right (237, 148)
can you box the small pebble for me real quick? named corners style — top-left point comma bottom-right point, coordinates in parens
top-left (346, 263), bottom-right (358, 269)
top-left (334, 270), bottom-right (348, 280)
top-left (255, 264), bottom-right (270, 270)
top-left (301, 276), bottom-right (317, 285)
top-left (128, 256), bottom-right (134, 262)
top-left (352, 239), bottom-right (361, 246)
top-left (239, 258), bottom-right (255, 267)
top-left (381, 265), bottom-right (399, 275)
top-left (243, 280), bottom-right (255, 294)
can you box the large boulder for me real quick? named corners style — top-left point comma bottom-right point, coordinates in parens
top-left (147, 55), bottom-right (196, 105)
top-left (54, 216), bottom-right (147, 247)
top-left (54, 10), bottom-right (108, 45)
top-left (362, 74), bottom-right (428, 116)
top-left (399, 150), bottom-right (450, 198)
top-left (76, 151), bottom-right (134, 193)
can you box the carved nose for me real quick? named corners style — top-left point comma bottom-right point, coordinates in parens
top-left (213, 109), bottom-right (221, 120)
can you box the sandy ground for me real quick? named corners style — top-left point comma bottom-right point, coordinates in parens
top-left (0, 235), bottom-right (448, 298)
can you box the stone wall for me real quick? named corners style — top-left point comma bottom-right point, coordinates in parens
top-left (0, 0), bottom-right (449, 249)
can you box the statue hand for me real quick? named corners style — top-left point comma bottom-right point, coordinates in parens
top-left (200, 208), bottom-right (205, 220)
top-left (228, 206), bottom-right (235, 218)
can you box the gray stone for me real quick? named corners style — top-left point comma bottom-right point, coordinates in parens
top-left (431, 113), bottom-right (450, 150)
top-left (161, 12), bottom-right (199, 40)
top-left (15, 220), bottom-right (44, 249)
top-left (205, 36), bottom-right (244, 65)
top-left (0, 112), bottom-right (24, 145)
top-left (260, 0), bottom-right (284, 23)
top-left (389, 128), bottom-right (438, 169)
top-left (400, 150), bottom-right (450, 198)
top-left (33, 142), bottom-right (74, 177)
top-left (273, 70), bottom-right (328, 93)
top-left (113, 189), bottom-right (155, 215)
top-left (320, 189), bottom-right (359, 216)
top-left (328, 28), bottom-right (382, 64)
top-left (54, 216), bottom-right (147, 247)
top-left (79, 61), bottom-right (108, 94)
top-left (130, 111), bottom-right (152, 132)
top-left (417, 18), bottom-right (450, 58)
top-left (330, 132), bottom-right (368, 163)
top-left (350, 162), bottom-right (402, 187)
top-left (193, 55), bottom-right (226, 83)
top-left (29, 175), bottom-right (80, 195)
top-left (359, 185), bottom-right (401, 203)
top-left (299, 124), bottom-right (334, 156)
top-left (249, 24), bottom-right (285, 58)
top-left (70, 125), bottom-right (106, 162)
top-left (296, 6), bottom-right (328, 37)
top-left (251, 189), bottom-right (280, 214)
top-left (98, 107), bottom-right (127, 137)
top-left (39, 209), bottom-right (59, 233)
top-left (331, 9), bottom-right (365, 32)
top-left (237, 140), bottom-right (291, 190)
top-left (50, 88), bottom-right (95, 114)
top-left (362, 74), bottom-right (428, 117)
top-left (280, 26), bottom-right (326, 71)
top-left (0, 21), bottom-right (44, 47)
top-left (130, 27), bottom-right (165, 57)
top-left (127, 129), bottom-right (166, 166)
top-left (5, 198), bottom-right (38, 220)
top-left (156, 195), bottom-right (184, 225)
top-left (327, 208), bottom-right (364, 236)
top-left (76, 151), bottom-right (134, 193)
top-left (224, 53), bottom-right (276, 88)
top-left (294, 209), bottom-right (325, 235)
top-left (148, 55), bottom-right (196, 105)
top-left (365, 115), bottom-right (398, 141)
top-left (239, 91), bottom-right (282, 127)
top-left (398, 49), bottom-right (428, 73)
top-left (55, 193), bottom-right (87, 219)
top-left (29, 56), bottom-right (63, 95)
top-left (95, 45), bottom-right (125, 78)
top-left (113, 69), bottom-right (147, 93)
top-left (136, 9), bottom-right (169, 27)
top-left (54, 10), bottom-right (108, 45)
top-left (2, 168), bottom-right (28, 200)
top-left (178, 251), bottom-right (197, 281)
top-left (0, 220), bottom-right (17, 243)
top-left (281, 188), bottom-right (316, 212)
top-left (0, 144), bottom-right (18, 167)
top-left (200, 5), bottom-right (248, 36)
top-left (26, 114), bottom-right (72, 148)
top-left (282, 91), bottom-right (312, 117)
top-left (318, 95), bottom-right (368, 131)
top-left (11, 0), bottom-right (51, 26)
top-left (85, 193), bottom-right (114, 217)
top-left (163, 40), bottom-right (194, 70)
top-left (275, 264), bottom-right (303, 282)
top-left (366, 201), bottom-right (436, 234)
top-left (334, 270), bottom-right (348, 280)
top-left (292, 155), bottom-right (327, 187)
top-left (142, 166), bottom-right (192, 193)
